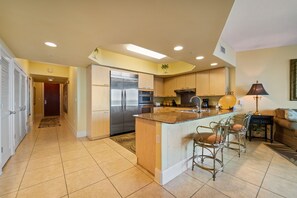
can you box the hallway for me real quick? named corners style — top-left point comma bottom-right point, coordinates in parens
top-left (1, 118), bottom-right (297, 198)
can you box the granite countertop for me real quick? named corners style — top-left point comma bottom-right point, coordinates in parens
top-left (134, 109), bottom-right (234, 124)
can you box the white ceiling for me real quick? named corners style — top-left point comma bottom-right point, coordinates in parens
top-left (0, 0), bottom-right (234, 70)
top-left (221, 0), bottom-right (297, 52)
top-left (0, 0), bottom-right (296, 72)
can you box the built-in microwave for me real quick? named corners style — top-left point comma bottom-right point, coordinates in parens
top-left (139, 91), bottom-right (154, 104)
top-left (138, 104), bottom-right (154, 114)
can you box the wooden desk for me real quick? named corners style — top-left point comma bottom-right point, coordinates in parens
top-left (248, 115), bottom-right (274, 143)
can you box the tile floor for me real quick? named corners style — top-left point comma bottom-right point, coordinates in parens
top-left (1, 117), bottom-right (297, 198)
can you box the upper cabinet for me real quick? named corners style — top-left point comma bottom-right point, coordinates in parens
top-left (92, 65), bottom-right (110, 86)
top-left (164, 77), bottom-right (176, 97)
top-left (175, 73), bottom-right (195, 90)
top-left (196, 67), bottom-right (229, 96)
top-left (154, 77), bottom-right (164, 97)
top-left (138, 73), bottom-right (154, 90)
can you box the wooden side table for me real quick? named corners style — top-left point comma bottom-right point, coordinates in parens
top-left (248, 115), bottom-right (274, 143)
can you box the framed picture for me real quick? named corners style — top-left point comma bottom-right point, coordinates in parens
top-left (290, 59), bottom-right (297, 101)
top-left (63, 83), bottom-right (68, 113)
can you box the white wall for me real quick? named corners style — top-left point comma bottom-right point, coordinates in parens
top-left (235, 45), bottom-right (297, 115)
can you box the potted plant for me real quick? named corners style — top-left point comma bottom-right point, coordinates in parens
top-left (161, 64), bottom-right (169, 73)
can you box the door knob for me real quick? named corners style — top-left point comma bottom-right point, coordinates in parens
top-left (44, 100), bottom-right (47, 105)
top-left (9, 110), bottom-right (16, 115)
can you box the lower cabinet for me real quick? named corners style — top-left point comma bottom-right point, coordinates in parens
top-left (89, 111), bottom-right (110, 140)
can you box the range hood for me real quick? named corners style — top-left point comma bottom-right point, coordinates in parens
top-left (174, 88), bottom-right (196, 94)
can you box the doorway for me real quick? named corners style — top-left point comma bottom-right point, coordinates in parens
top-left (44, 83), bottom-right (60, 116)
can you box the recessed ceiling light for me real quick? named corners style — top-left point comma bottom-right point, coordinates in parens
top-left (48, 77), bottom-right (54, 81)
top-left (44, 42), bottom-right (57, 47)
top-left (210, 63), bottom-right (218, 66)
top-left (196, 56), bottom-right (204, 60)
top-left (174, 46), bottom-right (183, 51)
top-left (126, 44), bottom-right (166, 59)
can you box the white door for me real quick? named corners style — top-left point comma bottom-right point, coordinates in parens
top-left (0, 49), bottom-right (12, 168)
top-left (13, 67), bottom-right (22, 148)
top-left (20, 73), bottom-right (27, 139)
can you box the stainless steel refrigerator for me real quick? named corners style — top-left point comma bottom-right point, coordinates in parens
top-left (110, 71), bottom-right (138, 136)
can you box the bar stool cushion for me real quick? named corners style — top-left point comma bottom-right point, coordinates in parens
top-left (194, 133), bottom-right (222, 144)
top-left (231, 124), bottom-right (245, 132)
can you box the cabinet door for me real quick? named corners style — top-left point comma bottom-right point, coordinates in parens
top-left (196, 70), bottom-right (210, 96)
top-left (91, 111), bottom-right (110, 138)
top-left (139, 73), bottom-right (154, 90)
top-left (92, 66), bottom-right (110, 86)
top-left (164, 77), bottom-right (176, 97)
top-left (209, 68), bottom-right (226, 95)
top-left (154, 77), bottom-right (163, 97)
top-left (175, 75), bottom-right (186, 90)
top-left (185, 73), bottom-right (196, 88)
top-left (92, 86), bottom-right (110, 110)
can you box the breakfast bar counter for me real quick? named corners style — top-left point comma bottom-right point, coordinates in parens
top-left (134, 109), bottom-right (235, 185)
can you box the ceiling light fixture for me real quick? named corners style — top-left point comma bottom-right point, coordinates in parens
top-left (44, 42), bottom-right (57, 47)
top-left (196, 56), bottom-right (204, 60)
top-left (210, 63), bottom-right (218, 66)
top-left (126, 44), bottom-right (166, 59)
top-left (174, 46), bottom-right (183, 51)
top-left (48, 77), bottom-right (54, 81)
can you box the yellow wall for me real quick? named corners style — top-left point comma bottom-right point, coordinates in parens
top-left (156, 62), bottom-right (195, 76)
top-left (15, 58), bottom-right (30, 75)
top-left (63, 67), bottom-right (78, 135)
top-left (29, 61), bottom-right (69, 77)
top-left (33, 82), bottom-right (44, 117)
top-left (235, 45), bottom-right (297, 115)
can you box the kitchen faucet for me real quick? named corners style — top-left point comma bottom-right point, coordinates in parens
top-left (190, 96), bottom-right (202, 113)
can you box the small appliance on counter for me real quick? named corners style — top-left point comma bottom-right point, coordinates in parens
top-left (202, 99), bottom-right (209, 108)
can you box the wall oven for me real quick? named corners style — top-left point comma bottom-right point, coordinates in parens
top-left (139, 91), bottom-right (153, 104)
top-left (138, 90), bottom-right (154, 113)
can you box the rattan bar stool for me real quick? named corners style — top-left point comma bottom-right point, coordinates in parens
top-left (192, 117), bottom-right (231, 181)
top-left (226, 113), bottom-right (252, 157)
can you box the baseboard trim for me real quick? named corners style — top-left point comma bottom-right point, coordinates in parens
top-left (154, 157), bottom-right (192, 185)
top-left (77, 130), bottom-right (87, 138)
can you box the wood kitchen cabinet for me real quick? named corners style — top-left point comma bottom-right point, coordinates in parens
top-left (195, 67), bottom-right (229, 96)
top-left (92, 65), bottom-right (110, 86)
top-left (87, 65), bottom-right (111, 140)
top-left (139, 73), bottom-right (154, 90)
top-left (90, 111), bottom-right (110, 139)
top-left (175, 73), bottom-right (195, 90)
top-left (154, 77), bottom-right (164, 97)
top-left (163, 77), bottom-right (176, 97)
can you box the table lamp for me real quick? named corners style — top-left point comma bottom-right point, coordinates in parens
top-left (246, 81), bottom-right (269, 115)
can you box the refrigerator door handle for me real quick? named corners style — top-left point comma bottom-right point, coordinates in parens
top-left (124, 90), bottom-right (127, 111)
top-left (121, 90), bottom-right (124, 111)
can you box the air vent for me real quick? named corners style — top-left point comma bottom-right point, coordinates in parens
top-left (220, 45), bottom-right (226, 54)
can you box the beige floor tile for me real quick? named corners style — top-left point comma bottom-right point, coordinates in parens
top-left (0, 192), bottom-right (17, 198)
top-left (185, 167), bottom-right (212, 183)
top-left (110, 167), bottom-right (153, 197)
top-left (207, 172), bottom-right (259, 198)
top-left (63, 156), bottom-right (97, 174)
top-left (65, 166), bottom-right (106, 193)
top-left (224, 161), bottom-right (265, 186)
top-left (81, 139), bottom-right (106, 148)
top-left (69, 179), bottom-right (121, 198)
top-left (7, 152), bottom-right (31, 164)
top-left (127, 182), bottom-right (174, 198)
top-left (30, 149), bottom-right (60, 160)
top-left (17, 176), bottom-right (67, 198)
top-left (164, 173), bottom-right (203, 198)
top-left (26, 154), bottom-right (61, 171)
top-left (262, 173), bottom-right (297, 198)
top-left (267, 157), bottom-right (297, 182)
top-left (192, 185), bottom-right (229, 198)
top-left (91, 149), bottom-right (123, 163)
top-left (257, 188), bottom-right (284, 198)
top-left (61, 148), bottom-right (89, 162)
top-left (99, 157), bottom-right (134, 177)
top-left (0, 174), bottom-right (23, 196)
top-left (86, 143), bottom-right (112, 154)
top-left (229, 155), bottom-right (270, 172)
top-left (60, 143), bottom-right (84, 153)
top-left (20, 163), bottom-right (63, 189)
top-left (1, 161), bottom-right (28, 178)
